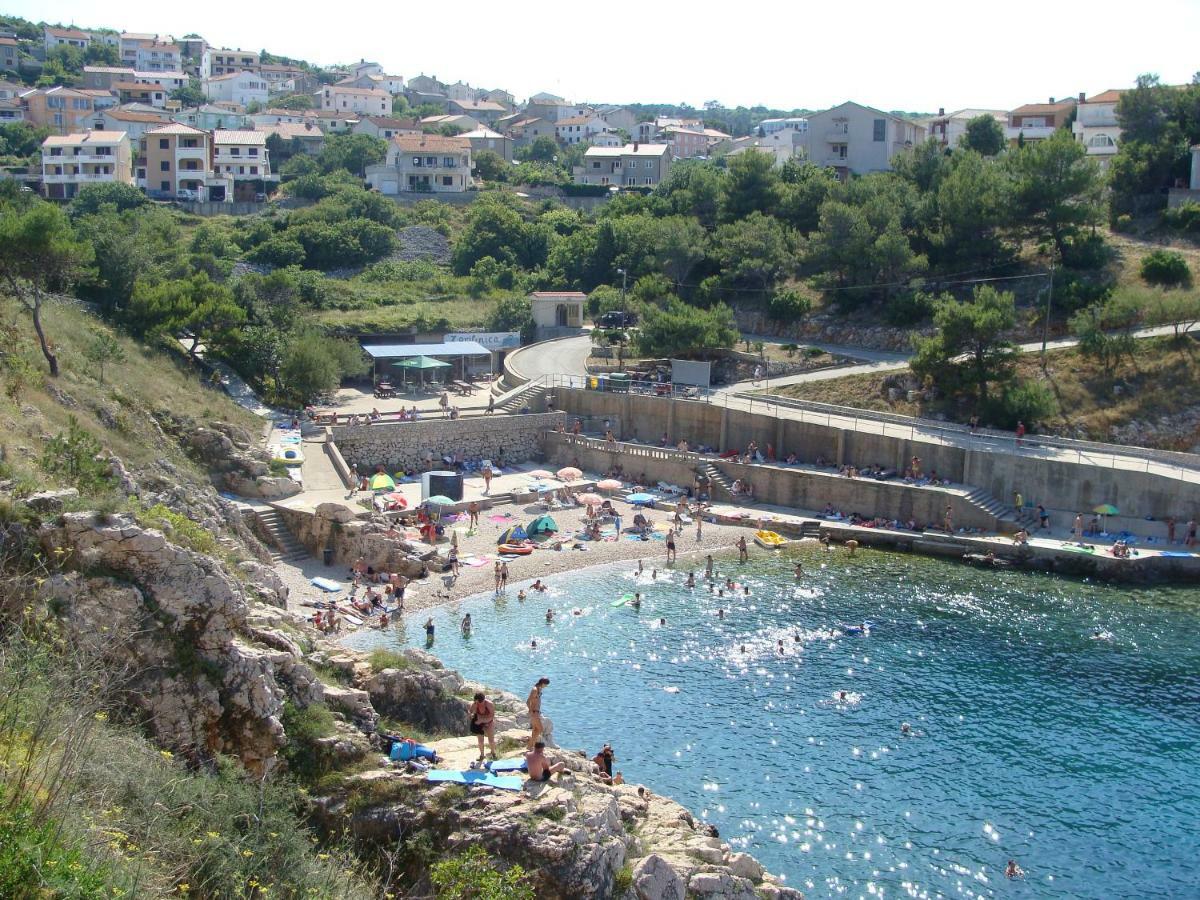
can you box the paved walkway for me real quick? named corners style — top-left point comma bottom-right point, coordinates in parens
top-left (506, 333), bottom-right (594, 383)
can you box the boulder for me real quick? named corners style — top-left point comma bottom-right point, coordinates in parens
top-left (25, 488), bottom-right (79, 513)
top-left (727, 852), bottom-right (763, 883)
top-left (364, 667), bottom-right (469, 735)
top-left (634, 853), bottom-right (687, 900)
top-left (315, 502), bottom-right (358, 523)
top-left (686, 871), bottom-right (757, 899)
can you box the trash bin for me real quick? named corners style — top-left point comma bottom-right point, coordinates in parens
top-left (323, 547), bottom-right (334, 566)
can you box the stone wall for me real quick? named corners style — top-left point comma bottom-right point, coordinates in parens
top-left (331, 412), bottom-right (564, 473)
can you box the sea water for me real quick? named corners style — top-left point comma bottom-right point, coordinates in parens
top-left (345, 549), bottom-right (1200, 897)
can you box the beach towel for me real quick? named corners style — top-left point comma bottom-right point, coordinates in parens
top-left (424, 770), bottom-right (523, 791)
top-left (486, 758), bottom-right (528, 773)
top-left (488, 514), bottom-right (512, 523)
top-left (463, 556), bottom-right (491, 567)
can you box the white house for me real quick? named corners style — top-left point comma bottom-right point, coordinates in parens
top-left (727, 129), bottom-right (805, 167)
top-left (574, 143), bottom-right (672, 188)
top-left (803, 101), bottom-right (926, 179)
top-left (591, 131), bottom-right (623, 148)
top-left (134, 70), bottom-right (188, 92)
top-left (44, 26), bottom-right (91, 51)
top-left (757, 117), bottom-right (808, 135)
top-left (924, 107), bottom-right (1007, 149)
top-left (461, 127), bottom-right (513, 163)
top-left (1072, 90), bottom-right (1124, 168)
top-left (318, 84), bottom-right (392, 116)
top-left (41, 130), bottom-right (132, 200)
top-left (555, 114), bottom-right (610, 145)
top-left (212, 129), bottom-right (277, 198)
top-left (530, 291), bottom-right (586, 333)
top-left (120, 34), bottom-right (182, 72)
top-left (203, 71), bottom-right (269, 109)
top-left (352, 115), bottom-right (422, 141)
top-left (365, 133), bottom-right (473, 195)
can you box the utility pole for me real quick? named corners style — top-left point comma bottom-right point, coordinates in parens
top-left (617, 267), bottom-right (628, 317)
top-left (1040, 263), bottom-right (1055, 369)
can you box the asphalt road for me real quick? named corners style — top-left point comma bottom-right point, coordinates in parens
top-left (506, 334), bottom-right (595, 382)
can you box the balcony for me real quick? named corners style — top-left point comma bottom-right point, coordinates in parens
top-left (824, 129), bottom-right (850, 143)
top-left (815, 155), bottom-right (850, 169)
top-left (175, 145), bottom-right (208, 161)
top-left (1004, 125), bottom-right (1057, 142)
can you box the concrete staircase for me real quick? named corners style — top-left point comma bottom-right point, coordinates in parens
top-left (799, 521), bottom-right (823, 539)
top-left (254, 507), bottom-right (309, 563)
top-left (701, 463), bottom-right (734, 501)
top-left (960, 486), bottom-right (1024, 531)
top-left (495, 384), bottom-right (549, 415)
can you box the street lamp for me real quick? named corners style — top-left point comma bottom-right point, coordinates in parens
top-left (617, 267), bottom-right (627, 317)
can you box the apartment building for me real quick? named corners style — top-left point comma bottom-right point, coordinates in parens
top-left (41, 130), bottom-right (132, 200)
top-left (120, 34), bottom-right (182, 72)
top-left (203, 71), bottom-right (269, 108)
top-left (113, 81), bottom-right (168, 108)
top-left (213, 130), bottom-right (276, 198)
top-left (803, 101), bottom-right (926, 179)
top-left (83, 66), bottom-right (136, 90)
top-left (209, 48), bottom-right (260, 76)
top-left (661, 126), bottom-right (709, 159)
top-left (365, 133), bottom-right (473, 194)
top-left (143, 122), bottom-right (229, 200)
top-left (44, 26), bottom-right (91, 51)
top-left (22, 86), bottom-right (96, 135)
top-left (0, 36), bottom-right (18, 73)
top-left (178, 36), bottom-right (210, 78)
top-left (1005, 97), bottom-right (1076, 144)
top-left (446, 98), bottom-right (506, 124)
top-left (924, 108), bottom-right (1007, 149)
top-left (573, 142), bottom-right (672, 188)
top-left (0, 79), bottom-right (24, 123)
top-left (254, 120), bottom-right (325, 155)
top-left (461, 127), bottom-right (513, 163)
top-left (1072, 90), bottom-right (1124, 168)
top-left (757, 117), bottom-right (809, 135)
top-left (318, 84), bottom-right (392, 116)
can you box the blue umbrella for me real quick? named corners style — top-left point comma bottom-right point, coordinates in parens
top-left (626, 492), bottom-right (658, 505)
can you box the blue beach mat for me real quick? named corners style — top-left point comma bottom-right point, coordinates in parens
top-left (311, 577), bottom-right (342, 592)
top-left (1159, 551), bottom-right (1194, 558)
top-left (425, 770), bottom-right (523, 790)
top-left (487, 758), bottom-right (528, 773)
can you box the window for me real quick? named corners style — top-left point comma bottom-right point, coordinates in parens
top-left (250, 166), bottom-right (257, 174)
top-left (238, 166), bottom-right (245, 174)
top-left (50, 148), bottom-right (62, 156)
top-left (591, 161), bottom-right (600, 168)
top-left (249, 148), bottom-right (258, 157)
top-left (645, 177), bottom-right (652, 185)
top-left (873, 119), bottom-right (886, 142)
top-left (644, 160), bottom-right (652, 168)
top-left (442, 175), bottom-right (452, 186)
top-left (53, 166), bottom-right (62, 175)
top-left (230, 147), bottom-right (239, 156)
top-left (159, 138), bottom-right (169, 148)
top-left (161, 180), bottom-right (170, 191)
top-left (443, 156), bottom-right (454, 167)
top-left (160, 160), bottom-right (170, 171)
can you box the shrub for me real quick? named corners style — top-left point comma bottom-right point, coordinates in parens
top-left (1059, 232), bottom-right (1113, 270)
top-left (40, 417), bottom-right (112, 494)
top-left (884, 290), bottom-right (936, 326)
top-left (280, 701), bottom-right (336, 782)
top-left (1113, 213), bottom-right (1133, 233)
top-left (136, 502), bottom-right (217, 555)
top-left (367, 648), bottom-right (410, 672)
top-left (767, 288), bottom-right (811, 322)
top-left (1139, 249), bottom-right (1191, 287)
top-left (0, 787), bottom-right (111, 898)
top-left (981, 378), bottom-right (1057, 429)
top-left (430, 845), bottom-right (536, 900)
top-left (1161, 202), bottom-right (1200, 234)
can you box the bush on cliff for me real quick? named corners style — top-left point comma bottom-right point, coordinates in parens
top-left (430, 845), bottom-right (536, 900)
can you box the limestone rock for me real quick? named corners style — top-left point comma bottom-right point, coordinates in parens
top-left (633, 854), bottom-right (686, 900)
top-left (315, 502), bottom-right (358, 524)
top-left (686, 871), bottom-right (757, 899)
top-left (25, 488), bottom-right (79, 513)
top-left (727, 851), bottom-right (763, 883)
top-left (364, 667), bottom-right (469, 734)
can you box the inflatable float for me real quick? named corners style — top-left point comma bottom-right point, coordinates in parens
top-left (270, 444), bottom-right (305, 466)
top-left (497, 543), bottom-right (533, 555)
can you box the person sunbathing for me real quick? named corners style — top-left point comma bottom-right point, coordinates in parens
top-left (524, 742), bottom-right (567, 782)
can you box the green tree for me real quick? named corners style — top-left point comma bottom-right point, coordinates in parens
top-left (635, 298), bottom-right (738, 357)
top-left (1006, 129), bottom-right (1102, 260)
top-left (522, 136), bottom-right (559, 163)
top-left (768, 287), bottom-right (811, 323)
top-left (0, 200), bottom-right (92, 376)
top-left (930, 149), bottom-right (1013, 266)
top-left (451, 194), bottom-right (547, 273)
top-left (961, 114), bottom-right (1006, 156)
top-left (170, 80), bottom-right (207, 107)
top-left (126, 273), bottom-right (246, 359)
top-left (84, 330), bottom-right (125, 384)
top-left (656, 160), bottom-right (723, 228)
top-left (68, 182), bottom-right (148, 217)
top-left (275, 93), bottom-right (315, 110)
top-left (318, 132), bottom-right (387, 177)
top-left (720, 149), bottom-right (780, 221)
top-left (911, 285), bottom-right (1017, 406)
top-left (473, 149), bottom-right (508, 182)
top-left (712, 211), bottom-right (793, 291)
top-left (776, 161), bottom-right (838, 234)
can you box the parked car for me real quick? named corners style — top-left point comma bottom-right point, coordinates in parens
top-left (176, 188), bottom-right (198, 201)
top-left (596, 311), bottom-right (638, 328)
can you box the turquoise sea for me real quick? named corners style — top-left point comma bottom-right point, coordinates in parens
top-left (346, 549), bottom-right (1200, 898)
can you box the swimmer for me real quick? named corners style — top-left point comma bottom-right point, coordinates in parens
top-left (705, 555), bottom-right (714, 578)
top-left (739, 644), bottom-right (746, 653)
top-left (1005, 860), bottom-right (1024, 879)
top-left (637, 559), bottom-right (644, 574)
top-left (900, 722), bottom-right (911, 735)
top-left (717, 608), bottom-right (725, 620)
top-left (632, 593), bottom-right (642, 609)
top-left (718, 589), bottom-right (724, 597)
top-left (517, 589), bottom-right (527, 601)
top-left (846, 539), bottom-right (859, 557)
top-left (651, 569), bottom-right (658, 580)
top-left (658, 618), bottom-right (666, 626)
top-left (686, 571), bottom-right (695, 588)
top-left (545, 608), bottom-right (554, 623)
top-left (531, 639), bottom-right (538, 649)
top-left (532, 579), bottom-right (547, 592)
top-left (707, 584), bottom-right (714, 594)
top-left (792, 632), bottom-right (800, 642)
top-left (725, 578), bottom-right (734, 590)
top-left (776, 640), bottom-right (785, 655)
top-left (743, 586), bottom-right (750, 596)
top-left (573, 608), bottom-right (583, 616)
top-left (838, 690), bottom-right (847, 701)
top-left (794, 562), bottom-right (804, 578)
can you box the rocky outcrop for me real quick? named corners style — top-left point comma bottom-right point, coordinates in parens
top-left (160, 415), bottom-right (299, 501)
top-left (279, 504), bottom-right (435, 573)
top-left (35, 513), bottom-right (308, 772)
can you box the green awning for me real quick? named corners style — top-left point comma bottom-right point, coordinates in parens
top-left (391, 355), bottom-right (452, 370)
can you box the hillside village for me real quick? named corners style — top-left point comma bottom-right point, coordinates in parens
top-left (0, 17), bottom-right (1177, 201)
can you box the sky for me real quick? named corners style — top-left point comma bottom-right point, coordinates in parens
top-left (12, 0), bottom-right (1199, 111)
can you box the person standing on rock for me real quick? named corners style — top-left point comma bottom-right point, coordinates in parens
top-left (500, 561), bottom-right (510, 590)
top-left (424, 617), bottom-right (435, 646)
top-left (737, 535), bottom-right (748, 563)
top-left (526, 677), bottom-right (550, 749)
top-left (469, 692), bottom-right (497, 761)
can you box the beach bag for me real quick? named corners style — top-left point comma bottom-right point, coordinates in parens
top-left (389, 739), bottom-right (436, 762)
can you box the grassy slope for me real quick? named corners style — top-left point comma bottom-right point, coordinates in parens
top-left (0, 297), bottom-right (261, 494)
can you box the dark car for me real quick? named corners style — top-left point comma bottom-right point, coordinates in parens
top-left (596, 311), bottom-right (638, 328)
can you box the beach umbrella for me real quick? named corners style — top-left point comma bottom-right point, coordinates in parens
top-left (597, 479), bottom-right (623, 491)
top-left (426, 495), bottom-right (455, 506)
top-left (578, 492), bottom-right (603, 505)
top-left (626, 492), bottom-right (657, 505)
top-left (528, 469), bottom-right (554, 478)
top-left (556, 466), bottom-right (583, 481)
top-left (497, 524), bottom-right (528, 544)
top-left (369, 472), bottom-right (396, 491)
top-left (1093, 503), bottom-right (1119, 533)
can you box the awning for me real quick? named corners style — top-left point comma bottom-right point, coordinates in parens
top-left (361, 341), bottom-right (490, 359)
top-left (392, 355), bottom-right (452, 370)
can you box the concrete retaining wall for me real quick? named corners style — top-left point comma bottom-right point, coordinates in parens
top-left (553, 390), bottom-right (1200, 523)
top-left (544, 433), bottom-right (999, 532)
top-left (332, 412), bottom-right (564, 472)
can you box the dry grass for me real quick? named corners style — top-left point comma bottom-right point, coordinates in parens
top-left (776, 336), bottom-right (1200, 448)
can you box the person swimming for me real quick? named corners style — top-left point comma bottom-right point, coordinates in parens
top-left (685, 572), bottom-right (695, 588)
top-left (739, 644), bottom-right (746, 653)
top-left (793, 632), bottom-right (800, 642)
top-left (532, 579), bottom-right (547, 592)
top-left (545, 608), bottom-right (554, 623)
top-left (718, 589), bottom-right (724, 597)
top-left (518, 589), bottom-right (527, 601)
top-left (717, 608), bottom-right (725, 620)
top-left (632, 593), bottom-right (642, 609)
top-left (1005, 860), bottom-right (1024, 879)
top-left (658, 618), bottom-right (666, 626)
top-left (900, 722), bottom-right (911, 735)
top-left (794, 562), bottom-right (804, 578)
top-left (743, 586), bottom-right (750, 596)
top-left (651, 569), bottom-right (658, 579)
top-left (776, 640), bottom-right (785, 655)
top-left (531, 638), bottom-right (538, 649)
top-left (637, 559), bottom-right (644, 574)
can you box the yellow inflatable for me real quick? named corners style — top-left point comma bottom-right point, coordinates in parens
top-left (753, 530), bottom-right (787, 549)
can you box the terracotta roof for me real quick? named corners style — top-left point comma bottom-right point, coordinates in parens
top-left (450, 99), bottom-right (505, 112)
top-left (113, 81), bottom-right (162, 92)
top-left (105, 108), bottom-right (167, 123)
top-left (84, 66), bottom-right (136, 75)
top-left (1010, 100), bottom-right (1076, 116)
top-left (1084, 89), bottom-right (1125, 104)
top-left (254, 121), bottom-right (323, 139)
top-left (0, 37), bottom-right (17, 46)
top-left (146, 122), bottom-right (208, 135)
top-left (214, 129), bottom-right (266, 145)
top-left (43, 130), bottom-right (128, 146)
top-left (391, 134), bottom-right (470, 152)
top-left (557, 115), bottom-right (598, 126)
top-left (360, 116), bottom-right (421, 129)
top-left (46, 27), bottom-right (91, 40)
top-left (530, 291), bottom-right (586, 299)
